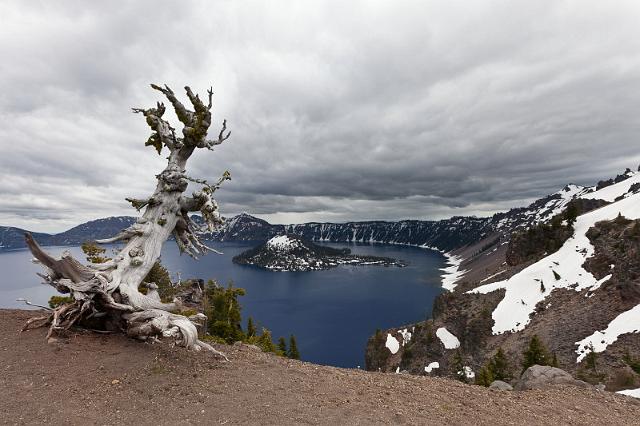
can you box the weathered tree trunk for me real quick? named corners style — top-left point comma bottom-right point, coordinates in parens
top-left (22, 84), bottom-right (231, 359)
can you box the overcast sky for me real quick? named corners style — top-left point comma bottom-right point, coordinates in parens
top-left (1, 1), bottom-right (640, 233)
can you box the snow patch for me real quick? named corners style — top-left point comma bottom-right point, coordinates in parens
top-left (469, 192), bottom-right (640, 334)
top-left (575, 303), bottom-right (640, 362)
top-left (266, 235), bottom-right (299, 251)
top-left (385, 333), bottom-right (400, 354)
top-left (398, 328), bottom-right (412, 345)
top-left (440, 252), bottom-right (467, 291)
top-left (436, 327), bottom-right (460, 349)
top-left (461, 366), bottom-right (475, 380)
top-left (424, 362), bottom-right (440, 373)
top-left (617, 388), bottom-right (640, 398)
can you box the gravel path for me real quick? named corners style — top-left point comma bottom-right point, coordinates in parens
top-left (1, 309), bottom-right (639, 425)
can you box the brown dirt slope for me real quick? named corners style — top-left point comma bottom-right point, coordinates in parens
top-left (1, 309), bottom-right (639, 426)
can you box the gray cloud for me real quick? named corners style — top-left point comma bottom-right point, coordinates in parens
top-left (1, 0), bottom-right (640, 232)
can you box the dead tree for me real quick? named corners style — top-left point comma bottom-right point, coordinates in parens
top-left (22, 84), bottom-right (231, 359)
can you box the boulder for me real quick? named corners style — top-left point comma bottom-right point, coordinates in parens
top-left (489, 380), bottom-right (513, 391)
top-left (514, 365), bottom-right (591, 391)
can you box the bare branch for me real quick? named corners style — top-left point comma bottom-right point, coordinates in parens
top-left (95, 226), bottom-right (143, 244)
top-left (151, 83), bottom-right (194, 129)
top-left (16, 297), bottom-right (52, 311)
top-left (204, 119), bottom-right (231, 150)
top-left (25, 233), bottom-right (94, 283)
top-left (125, 197), bottom-right (156, 211)
top-left (207, 86), bottom-right (214, 109)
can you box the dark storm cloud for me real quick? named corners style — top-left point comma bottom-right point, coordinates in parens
top-left (1, 0), bottom-right (640, 232)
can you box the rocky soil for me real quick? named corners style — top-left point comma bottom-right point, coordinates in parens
top-left (1, 310), bottom-right (640, 425)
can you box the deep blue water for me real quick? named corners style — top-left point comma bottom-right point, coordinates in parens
top-left (0, 241), bottom-right (445, 368)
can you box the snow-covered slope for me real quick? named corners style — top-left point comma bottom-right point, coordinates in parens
top-left (471, 192), bottom-right (640, 331)
top-left (581, 170), bottom-right (640, 202)
top-left (470, 179), bottom-right (640, 362)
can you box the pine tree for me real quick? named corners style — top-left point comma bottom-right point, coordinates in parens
top-left (491, 347), bottom-right (511, 381)
top-left (205, 281), bottom-right (247, 343)
top-left (522, 335), bottom-right (551, 371)
top-left (277, 336), bottom-right (287, 355)
top-left (584, 344), bottom-right (597, 372)
top-left (288, 335), bottom-right (300, 360)
top-left (452, 350), bottom-right (467, 383)
top-left (565, 202), bottom-right (579, 227)
top-left (246, 317), bottom-right (257, 338)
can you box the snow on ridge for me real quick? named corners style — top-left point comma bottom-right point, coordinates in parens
top-left (581, 171), bottom-right (640, 202)
top-left (534, 184), bottom-right (589, 224)
top-left (436, 327), bottom-right (461, 349)
top-left (440, 252), bottom-right (467, 291)
top-left (469, 192), bottom-right (640, 335)
top-left (575, 303), bottom-right (640, 362)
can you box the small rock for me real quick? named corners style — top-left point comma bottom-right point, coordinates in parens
top-left (245, 344), bottom-right (262, 352)
top-left (489, 380), bottom-right (513, 391)
top-left (595, 384), bottom-right (606, 391)
top-left (111, 379), bottom-right (120, 385)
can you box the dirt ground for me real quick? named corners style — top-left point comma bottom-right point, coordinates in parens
top-left (1, 309), bottom-right (639, 425)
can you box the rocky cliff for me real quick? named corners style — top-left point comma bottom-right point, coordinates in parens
top-left (366, 169), bottom-right (640, 395)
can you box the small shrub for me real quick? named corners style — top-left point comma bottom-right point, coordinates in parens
top-left (623, 351), bottom-right (640, 374)
top-left (48, 295), bottom-right (74, 308)
top-left (475, 366), bottom-right (494, 386)
top-left (81, 241), bottom-right (111, 264)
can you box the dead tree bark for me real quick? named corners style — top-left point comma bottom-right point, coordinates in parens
top-left (23, 84), bottom-right (231, 359)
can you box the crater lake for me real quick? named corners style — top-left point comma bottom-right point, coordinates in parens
top-left (0, 241), bottom-right (447, 368)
